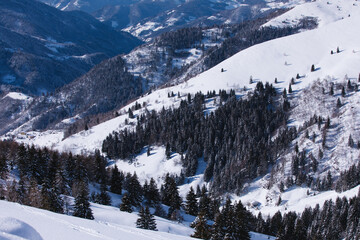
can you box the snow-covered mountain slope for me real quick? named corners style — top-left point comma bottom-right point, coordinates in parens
top-left (0, 200), bottom-right (192, 240)
top-left (4, 0), bottom-right (360, 217)
top-left (265, 0), bottom-right (357, 28)
top-left (15, 0), bottom-right (360, 149)
top-left (0, 199), bottom-right (274, 240)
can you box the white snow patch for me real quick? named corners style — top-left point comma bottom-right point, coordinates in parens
top-left (3, 92), bottom-right (31, 101)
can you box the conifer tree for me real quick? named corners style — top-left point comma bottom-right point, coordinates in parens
top-left (191, 211), bottom-right (211, 239)
top-left (161, 173), bottom-right (181, 210)
top-left (40, 180), bottom-right (63, 213)
top-left (120, 193), bottom-right (133, 213)
top-left (232, 201), bottom-right (250, 240)
top-left (337, 98), bottom-right (342, 108)
top-left (342, 86), bottom-right (346, 97)
top-left (185, 186), bottom-right (198, 216)
top-left (288, 83), bottom-right (293, 93)
top-left (136, 206), bottom-right (157, 230)
top-left (97, 183), bottom-right (111, 205)
top-left (127, 172), bottom-right (143, 206)
top-left (311, 64), bottom-right (315, 72)
top-left (110, 165), bottom-right (122, 194)
top-left (73, 181), bottom-right (93, 219)
top-left (144, 178), bottom-right (160, 206)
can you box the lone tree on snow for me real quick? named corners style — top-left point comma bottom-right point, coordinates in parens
top-left (311, 64), bottom-right (315, 72)
top-left (136, 206), bottom-right (157, 230)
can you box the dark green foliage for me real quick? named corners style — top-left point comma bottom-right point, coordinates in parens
top-left (161, 173), bottom-right (182, 210)
top-left (143, 178), bottom-right (160, 206)
top-left (92, 183), bottom-right (111, 205)
top-left (211, 199), bottom-right (250, 240)
top-left (120, 193), bottom-right (133, 213)
top-left (311, 64), bottom-right (315, 72)
top-left (126, 172), bottom-right (143, 207)
top-left (185, 186), bottom-right (198, 216)
top-left (191, 211), bottom-right (211, 239)
top-left (103, 85), bottom-right (292, 194)
top-left (335, 162), bottom-right (360, 192)
top-left (330, 85), bottom-right (334, 95)
top-left (341, 86), bottom-right (346, 97)
top-left (73, 181), bottom-right (93, 220)
top-left (337, 98), bottom-right (342, 108)
top-left (110, 165), bottom-right (123, 195)
top-left (136, 206), bottom-right (157, 230)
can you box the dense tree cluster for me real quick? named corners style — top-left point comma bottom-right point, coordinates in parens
top-left (335, 162), bottom-right (360, 192)
top-left (0, 141), bottom-right (105, 218)
top-left (254, 190), bottom-right (360, 239)
top-left (190, 198), bottom-right (251, 240)
top-left (156, 27), bottom-right (203, 50)
top-left (103, 83), bottom-right (294, 194)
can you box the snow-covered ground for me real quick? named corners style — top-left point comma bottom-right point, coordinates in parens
top-left (0, 199), bottom-right (275, 240)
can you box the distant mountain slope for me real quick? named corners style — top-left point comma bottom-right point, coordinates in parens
top-left (0, 0), bottom-right (141, 94)
top-left (40, 0), bottom-right (139, 12)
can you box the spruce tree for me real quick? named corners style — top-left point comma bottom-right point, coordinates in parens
top-left (161, 173), bottom-right (181, 210)
top-left (120, 193), bottom-right (133, 213)
top-left (232, 201), bottom-right (251, 240)
top-left (98, 183), bottom-right (111, 205)
top-left (136, 206), bottom-right (157, 230)
top-left (288, 83), bottom-right (293, 93)
top-left (191, 211), bottom-right (211, 239)
top-left (110, 165), bottom-right (122, 194)
top-left (73, 181), bottom-right (93, 220)
top-left (144, 178), bottom-right (160, 206)
top-left (311, 64), bottom-right (315, 72)
top-left (127, 172), bottom-right (143, 207)
top-left (185, 186), bottom-right (198, 216)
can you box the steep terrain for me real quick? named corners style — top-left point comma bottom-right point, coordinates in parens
top-left (7, 0), bottom-right (360, 218)
top-left (0, 0), bottom-right (141, 95)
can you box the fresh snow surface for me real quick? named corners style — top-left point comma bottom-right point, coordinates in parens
top-left (0, 200), bottom-right (274, 240)
top-left (2, 92), bottom-right (32, 101)
top-left (113, 146), bottom-right (183, 187)
top-left (233, 179), bottom-right (360, 217)
top-left (265, 0), bottom-right (358, 28)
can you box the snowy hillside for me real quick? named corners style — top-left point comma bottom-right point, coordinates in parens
top-left (0, 199), bottom-right (275, 240)
top-left (3, 0), bottom-right (360, 223)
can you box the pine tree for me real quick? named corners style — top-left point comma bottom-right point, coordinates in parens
top-left (330, 85), bottom-right (334, 95)
top-left (110, 165), bottom-right (122, 194)
top-left (128, 108), bottom-right (134, 119)
top-left (185, 186), bottom-right (198, 216)
top-left (311, 64), bottom-right (315, 72)
top-left (144, 178), bottom-right (160, 206)
top-left (337, 98), bottom-right (342, 108)
top-left (120, 193), bottom-right (133, 213)
top-left (348, 134), bottom-right (354, 147)
top-left (191, 211), bottom-right (211, 239)
top-left (232, 201), bottom-right (251, 240)
top-left (136, 206), bottom-right (157, 230)
top-left (73, 181), bottom-right (93, 220)
top-left (98, 183), bottom-right (111, 205)
top-left (40, 181), bottom-right (63, 213)
top-left (94, 150), bottom-right (107, 184)
top-left (161, 173), bottom-right (181, 210)
top-left (342, 86), bottom-right (346, 97)
top-left (127, 172), bottom-right (143, 207)
top-left (288, 83), bottom-right (292, 93)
